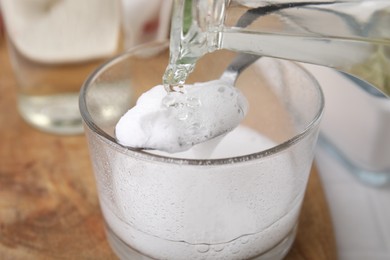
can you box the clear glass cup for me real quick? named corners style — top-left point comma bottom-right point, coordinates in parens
top-left (79, 42), bottom-right (324, 260)
top-left (2, 0), bottom-right (121, 135)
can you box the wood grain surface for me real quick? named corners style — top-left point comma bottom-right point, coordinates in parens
top-left (0, 39), bottom-right (337, 259)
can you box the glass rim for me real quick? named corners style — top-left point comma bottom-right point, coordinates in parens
top-left (79, 41), bottom-right (324, 166)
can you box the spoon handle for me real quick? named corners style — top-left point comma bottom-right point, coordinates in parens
top-left (221, 53), bottom-right (260, 84)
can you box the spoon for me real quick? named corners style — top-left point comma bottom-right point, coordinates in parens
top-left (221, 53), bottom-right (261, 85)
top-left (115, 53), bottom-right (261, 153)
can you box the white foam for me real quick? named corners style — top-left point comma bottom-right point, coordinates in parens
top-left (115, 79), bottom-right (248, 153)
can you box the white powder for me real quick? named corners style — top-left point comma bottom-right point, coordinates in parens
top-left (115, 79), bottom-right (249, 153)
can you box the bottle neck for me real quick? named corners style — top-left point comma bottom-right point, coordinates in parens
top-left (163, 0), bottom-right (228, 88)
top-left (174, 0), bottom-right (228, 63)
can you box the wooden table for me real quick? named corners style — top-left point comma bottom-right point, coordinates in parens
top-left (0, 38), bottom-right (337, 259)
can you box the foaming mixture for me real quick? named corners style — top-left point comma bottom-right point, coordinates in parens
top-left (115, 78), bottom-right (248, 153)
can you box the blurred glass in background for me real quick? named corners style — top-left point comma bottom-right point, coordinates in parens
top-left (0, 0), bottom-right (171, 135)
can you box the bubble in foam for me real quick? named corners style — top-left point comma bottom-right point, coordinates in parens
top-left (185, 122), bottom-right (201, 135)
top-left (186, 96), bottom-right (201, 108)
top-left (177, 109), bottom-right (190, 121)
top-left (162, 94), bottom-right (177, 107)
top-left (218, 86), bottom-right (226, 93)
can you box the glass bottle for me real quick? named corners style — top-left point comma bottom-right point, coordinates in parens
top-left (164, 0), bottom-right (390, 96)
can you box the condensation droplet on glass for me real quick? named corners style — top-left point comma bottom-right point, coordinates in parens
top-left (240, 236), bottom-right (249, 244)
top-left (212, 244), bottom-right (225, 252)
top-left (229, 241), bottom-right (241, 254)
top-left (196, 244), bottom-right (210, 253)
